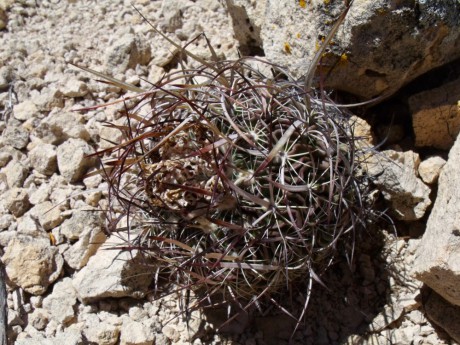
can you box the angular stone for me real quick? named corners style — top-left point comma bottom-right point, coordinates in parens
top-left (56, 138), bottom-right (96, 183)
top-left (13, 100), bottom-right (39, 121)
top-left (61, 206), bottom-right (106, 269)
top-left (2, 236), bottom-right (63, 295)
top-left (15, 329), bottom-right (84, 345)
top-left (413, 133), bottom-right (460, 306)
top-left (105, 33), bottom-right (152, 75)
top-left (16, 214), bottom-right (40, 236)
top-left (60, 78), bottom-right (88, 98)
top-left (31, 87), bottom-right (64, 112)
top-left (2, 124), bottom-right (29, 149)
top-left (2, 159), bottom-right (29, 188)
top-left (365, 150), bottom-right (431, 221)
top-left (3, 187), bottom-right (31, 217)
top-left (120, 317), bottom-right (155, 345)
top-left (84, 319), bottom-right (120, 345)
top-left (29, 143), bottom-right (57, 176)
top-left (418, 156), bottom-right (447, 185)
top-left (28, 308), bottom-right (50, 331)
top-left (30, 201), bottom-right (63, 231)
top-left (33, 112), bottom-right (91, 145)
top-left (42, 278), bottom-right (77, 325)
top-left (72, 236), bottom-right (153, 303)
top-left (0, 214), bottom-right (14, 230)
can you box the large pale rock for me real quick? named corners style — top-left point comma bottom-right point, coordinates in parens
top-left (56, 138), bottom-right (96, 183)
top-left (253, 0), bottom-right (460, 99)
top-left (225, 0), bottom-right (266, 55)
top-left (61, 206), bottom-right (106, 269)
top-left (413, 133), bottom-right (460, 306)
top-left (72, 236), bottom-right (153, 303)
top-left (409, 77), bottom-right (460, 150)
top-left (366, 150), bottom-right (431, 221)
top-left (42, 278), bottom-right (77, 325)
top-left (2, 236), bottom-right (63, 295)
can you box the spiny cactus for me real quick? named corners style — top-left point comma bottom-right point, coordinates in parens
top-left (77, 0), bottom-right (376, 333)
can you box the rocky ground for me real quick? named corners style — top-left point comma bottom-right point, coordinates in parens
top-left (0, 0), bottom-right (459, 344)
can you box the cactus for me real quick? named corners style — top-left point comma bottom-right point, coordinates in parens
top-left (77, 0), bottom-right (376, 333)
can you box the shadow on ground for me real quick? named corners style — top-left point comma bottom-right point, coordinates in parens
top-left (200, 226), bottom-right (393, 345)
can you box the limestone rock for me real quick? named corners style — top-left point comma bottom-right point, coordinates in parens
top-left (84, 319), bottom-right (120, 345)
top-left (29, 183), bottom-right (51, 205)
top-left (28, 308), bottom-right (50, 331)
top-left (17, 214), bottom-right (40, 236)
top-left (61, 206), bottom-right (106, 269)
top-left (98, 123), bottom-right (123, 150)
top-left (29, 144), bottom-right (57, 176)
top-left (105, 33), bottom-right (152, 75)
top-left (15, 329), bottom-right (83, 345)
top-left (409, 77), bottom-right (460, 150)
top-left (30, 201), bottom-right (63, 231)
top-left (56, 138), bottom-right (96, 183)
top-left (162, 324), bottom-right (180, 343)
top-left (2, 124), bottom-right (29, 149)
top-left (120, 317), bottom-right (155, 345)
top-left (13, 100), bottom-right (39, 121)
top-left (424, 290), bottom-right (460, 344)
top-left (418, 156), bottom-right (447, 185)
top-left (0, 214), bottom-right (14, 230)
top-left (159, 0), bottom-right (183, 33)
top-left (225, 0), bottom-right (266, 55)
top-left (60, 205), bottom-right (102, 240)
top-left (59, 78), bottom-right (88, 98)
top-left (72, 236), bottom-right (153, 303)
top-left (3, 187), bottom-right (31, 217)
top-left (366, 150), bottom-right (431, 221)
top-left (2, 159), bottom-right (29, 188)
top-left (413, 133), bottom-right (460, 306)
top-left (257, 1), bottom-right (460, 99)
top-left (31, 87), bottom-right (64, 112)
top-left (33, 112), bottom-right (91, 145)
top-left (42, 278), bottom-right (77, 325)
top-left (2, 236), bottom-right (63, 295)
